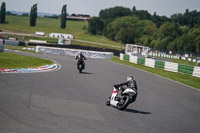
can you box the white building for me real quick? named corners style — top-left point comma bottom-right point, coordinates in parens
top-left (125, 44), bottom-right (150, 57)
top-left (35, 32), bottom-right (45, 36)
top-left (58, 38), bottom-right (71, 45)
top-left (49, 33), bottom-right (74, 39)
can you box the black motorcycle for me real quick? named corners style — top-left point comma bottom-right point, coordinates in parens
top-left (77, 62), bottom-right (84, 73)
top-left (77, 59), bottom-right (86, 73)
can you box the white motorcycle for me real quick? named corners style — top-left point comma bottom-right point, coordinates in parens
top-left (106, 83), bottom-right (138, 110)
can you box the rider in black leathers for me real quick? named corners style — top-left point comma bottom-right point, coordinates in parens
top-left (75, 51), bottom-right (86, 69)
top-left (114, 76), bottom-right (138, 102)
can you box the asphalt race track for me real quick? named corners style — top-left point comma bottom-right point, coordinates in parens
top-left (0, 51), bottom-right (200, 133)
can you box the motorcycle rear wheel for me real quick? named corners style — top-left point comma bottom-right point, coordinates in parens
top-left (78, 64), bottom-right (83, 73)
top-left (117, 95), bottom-right (130, 110)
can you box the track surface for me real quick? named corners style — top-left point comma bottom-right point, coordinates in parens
top-left (0, 51), bottom-right (200, 133)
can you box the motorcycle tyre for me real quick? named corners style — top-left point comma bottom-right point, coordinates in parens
top-left (78, 64), bottom-right (83, 73)
top-left (106, 96), bottom-right (111, 106)
top-left (117, 95), bottom-right (130, 110)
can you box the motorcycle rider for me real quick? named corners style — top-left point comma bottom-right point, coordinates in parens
top-left (114, 76), bottom-right (138, 102)
top-left (75, 51), bottom-right (86, 69)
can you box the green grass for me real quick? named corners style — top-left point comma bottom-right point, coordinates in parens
top-left (0, 53), bottom-right (53, 69)
top-left (4, 35), bottom-right (59, 43)
top-left (149, 55), bottom-right (197, 66)
top-left (0, 16), bottom-right (124, 49)
top-left (111, 56), bottom-right (200, 90)
top-left (71, 40), bottom-right (125, 50)
top-left (172, 59), bottom-right (197, 66)
top-left (24, 36), bottom-right (58, 43)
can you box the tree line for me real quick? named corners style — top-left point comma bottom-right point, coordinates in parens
top-left (0, 2), bottom-right (6, 24)
top-left (88, 6), bottom-right (200, 54)
top-left (0, 2), bottom-right (67, 29)
top-left (29, 4), bottom-right (67, 29)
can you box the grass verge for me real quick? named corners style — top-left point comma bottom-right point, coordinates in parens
top-left (172, 59), bottom-right (197, 66)
top-left (111, 56), bottom-right (200, 90)
top-left (1, 16), bottom-right (124, 50)
top-left (0, 53), bottom-right (53, 69)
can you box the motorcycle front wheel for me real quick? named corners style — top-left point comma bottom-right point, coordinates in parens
top-left (117, 95), bottom-right (130, 110)
top-left (106, 96), bottom-right (111, 106)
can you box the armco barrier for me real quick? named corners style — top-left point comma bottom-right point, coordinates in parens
top-left (155, 60), bottom-right (165, 69)
top-left (145, 58), bottom-right (155, 68)
top-left (178, 64), bottom-right (194, 75)
top-left (137, 58), bottom-right (145, 65)
top-left (123, 54), bottom-right (130, 61)
top-left (164, 62), bottom-right (178, 72)
top-left (36, 46), bottom-right (113, 59)
top-left (130, 55), bottom-right (138, 64)
top-left (193, 67), bottom-right (200, 77)
top-left (120, 54), bottom-right (200, 78)
top-left (120, 53), bottom-right (124, 60)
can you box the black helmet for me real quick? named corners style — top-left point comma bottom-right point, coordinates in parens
top-left (79, 51), bottom-right (83, 55)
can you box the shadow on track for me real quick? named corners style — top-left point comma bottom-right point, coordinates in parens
top-left (81, 72), bottom-right (93, 74)
top-left (125, 108), bottom-right (151, 115)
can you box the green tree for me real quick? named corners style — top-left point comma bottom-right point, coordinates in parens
top-left (106, 16), bottom-right (140, 44)
top-left (30, 4), bottom-right (37, 26)
top-left (135, 20), bottom-right (158, 46)
top-left (153, 22), bottom-right (181, 51)
top-left (167, 41), bottom-right (176, 51)
top-left (60, 4), bottom-right (67, 29)
top-left (187, 28), bottom-right (200, 53)
top-left (0, 2), bottom-right (6, 23)
top-left (195, 36), bottom-right (200, 54)
top-left (88, 17), bottom-right (104, 35)
top-left (175, 34), bottom-right (189, 53)
top-left (99, 6), bottom-right (132, 30)
top-left (132, 8), bottom-right (152, 20)
top-left (170, 9), bottom-right (200, 27)
top-left (99, 6), bottom-right (131, 20)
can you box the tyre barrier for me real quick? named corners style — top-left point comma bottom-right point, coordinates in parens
top-left (120, 53), bottom-right (200, 78)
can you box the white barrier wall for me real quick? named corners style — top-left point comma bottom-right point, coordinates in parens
top-left (130, 55), bottom-right (138, 64)
top-left (121, 53), bottom-right (200, 78)
top-left (120, 53), bottom-right (124, 60)
top-left (145, 58), bottom-right (155, 68)
top-left (29, 40), bottom-right (47, 44)
top-left (181, 57), bottom-right (186, 60)
top-left (164, 62), bottom-right (178, 72)
top-left (193, 66), bottom-right (200, 77)
top-left (5, 40), bottom-right (19, 45)
top-left (36, 46), bottom-right (113, 59)
top-left (0, 39), bottom-right (4, 52)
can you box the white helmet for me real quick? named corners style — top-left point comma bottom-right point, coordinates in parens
top-left (127, 76), bottom-right (135, 88)
top-left (127, 76), bottom-right (134, 82)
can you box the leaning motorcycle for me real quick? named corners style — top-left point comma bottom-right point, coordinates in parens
top-left (106, 82), bottom-right (138, 110)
